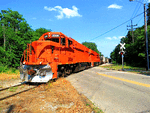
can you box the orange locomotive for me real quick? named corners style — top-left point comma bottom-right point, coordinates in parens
top-left (20, 32), bottom-right (100, 82)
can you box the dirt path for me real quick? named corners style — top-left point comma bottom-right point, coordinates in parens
top-left (0, 77), bottom-right (101, 113)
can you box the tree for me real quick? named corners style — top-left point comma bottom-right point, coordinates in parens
top-left (35, 28), bottom-right (51, 38)
top-left (82, 42), bottom-right (102, 56)
top-left (0, 9), bottom-right (33, 68)
top-left (0, 9), bottom-right (53, 69)
top-left (0, 9), bottom-right (25, 51)
top-left (110, 24), bottom-right (150, 67)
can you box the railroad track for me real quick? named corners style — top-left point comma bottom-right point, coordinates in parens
top-left (0, 82), bottom-right (24, 91)
top-left (0, 82), bottom-right (39, 101)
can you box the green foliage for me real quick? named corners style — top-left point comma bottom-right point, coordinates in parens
top-left (111, 2), bottom-right (150, 68)
top-left (101, 64), bottom-right (145, 71)
top-left (35, 28), bottom-right (51, 38)
top-left (110, 24), bottom-right (150, 67)
top-left (0, 8), bottom-right (51, 69)
top-left (82, 42), bottom-right (102, 55)
top-left (0, 63), bottom-right (8, 73)
top-left (110, 3), bottom-right (150, 68)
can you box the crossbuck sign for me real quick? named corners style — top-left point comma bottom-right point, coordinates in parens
top-left (119, 43), bottom-right (125, 55)
top-left (120, 43), bottom-right (125, 50)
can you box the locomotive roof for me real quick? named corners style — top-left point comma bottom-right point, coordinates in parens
top-left (39, 32), bottom-right (73, 40)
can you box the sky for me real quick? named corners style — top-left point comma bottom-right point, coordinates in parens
top-left (1, 0), bottom-right (150, 58)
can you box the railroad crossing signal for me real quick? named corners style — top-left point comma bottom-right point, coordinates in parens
top-left (119, 43), bottom-right (125, 55)
top-left (119, 43), bottom-right (125, 71)
top-left (120, 43), bottom-right (125, 50)
top-left (119, 51), bottom-right (125, 55)
top-left (121, 52), bottom-right (123, 55)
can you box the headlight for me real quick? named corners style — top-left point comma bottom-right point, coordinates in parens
top-left (44, 35), bottom-right (48, 39)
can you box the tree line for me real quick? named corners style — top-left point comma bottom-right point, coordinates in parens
top-left (0, 9), bottom-right (51, 69)
top-left (82, 42), bottom-right (102, 56)
top-left (110, 3), bottom-right (150, 68)
top-left (0, 8), bottom-right (101, 70)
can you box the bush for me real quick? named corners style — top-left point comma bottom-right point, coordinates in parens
top-left (112, 61), bottom-right (116, 64)
top-left (0, 63), bottom-right (8, 73)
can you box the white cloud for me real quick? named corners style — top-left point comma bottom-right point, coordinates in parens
top-left (106, 37), bottom-right (112, 40)
top-left (108, 4), bottom-right (122, 9)
top-left (106, 36), bottom-right (125, 40)
top-left (119, 36), bottom-right (125, 39)
top-left (32, 17), bottom-right (37, 20)
top-left (44, 5), bottom-right (82, 19)
top-left (113, 36), bottom-right (117, 39)
top-left (48, 19), bottom-right (53, 21)
top-left (147, 0), bottom-right (150, 2)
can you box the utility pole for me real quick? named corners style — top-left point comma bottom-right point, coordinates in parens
top-left (127, 20), bottom-right (137, 43)
top-left (144, 4), bottom-right (149, 70)
top-left (129, 0), bottom-right (149, 70)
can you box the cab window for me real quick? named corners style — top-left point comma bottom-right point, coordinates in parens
top-left (61, 38), bottom-right (65, 46)
top-left (68, 40), bottom-right (73, 46)
top-left (50, 38), bottom-right (59, 43)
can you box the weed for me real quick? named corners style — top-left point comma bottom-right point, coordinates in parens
top-left (84, 98), bottom-right (103, 113)
top-left (86, 103), bottom-right (89, 106)
top-left (8, 86), bottom-right (18, 92)
top-left (100, 64), bottom-right (145, 72)
top-left (21, 85), bottom-right (24, 88)
top-left (93, 107), bottom-right (103, 113)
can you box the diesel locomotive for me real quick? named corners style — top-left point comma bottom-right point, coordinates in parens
top-left (20, 32), bottom-right (100, 82)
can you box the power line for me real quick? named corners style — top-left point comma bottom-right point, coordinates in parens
top-left (137, 14), bottom-right (144, 24)
top-left (129, 0), bottom-right (143, 28)
top-left (89, 12), bottom-right (144, 41)
top-left (130, 0), bottom-right (142, 19)
top-left (133, 0), bottom-right (143, 17)
top-left (127, 20), bottom-right (138, 43)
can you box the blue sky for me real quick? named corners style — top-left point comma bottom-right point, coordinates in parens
top-left (1, 0), bottom-right (150, 58)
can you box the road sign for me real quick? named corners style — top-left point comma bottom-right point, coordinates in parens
top-left (120, 43), bottom-right (125, 50)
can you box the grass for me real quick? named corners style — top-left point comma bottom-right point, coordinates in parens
top-left (0, 68), bottom-right (20, 80)
top-left (0, 64), bottom-right (19, 75)
top-left (8, 86), bottom-right (18, 92)
top-left (21, 85), bottom-right (25, 88)
top-left (100, 64), bottom-right (150, 75)
top-left (0, 68), bottom-right (19, 75)
top-left (90, 102), bottom-right (103, 113)
top-left (100, 64), bottom-right (144, 71)
top-left (83, 96), bottom-right (103, 113)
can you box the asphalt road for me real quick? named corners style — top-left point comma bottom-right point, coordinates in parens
top-left (66, 67), bottom-right (150, 113)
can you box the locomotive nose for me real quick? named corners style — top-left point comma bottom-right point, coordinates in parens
top-left (20, 64), bottom-right (53, 82)
top-left (28, 69), bottom-right (36, 75)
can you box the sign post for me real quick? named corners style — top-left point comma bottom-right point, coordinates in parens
top-left (122, 53), bottom-right (124, 70)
